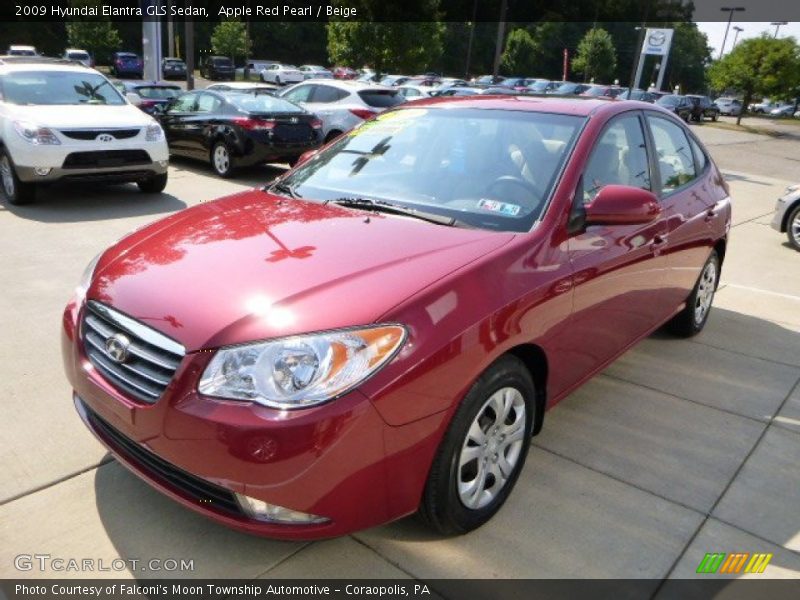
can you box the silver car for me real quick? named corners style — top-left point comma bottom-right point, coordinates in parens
top-left (279, 80), bottom-right (404, 143)
top-left (771, 184), bottom-right (800, 251)
top-left (715, 97), bottom-right (742, 116)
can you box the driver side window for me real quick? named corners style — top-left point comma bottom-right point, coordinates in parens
top-left (583, 114), bottom-right (651, 204)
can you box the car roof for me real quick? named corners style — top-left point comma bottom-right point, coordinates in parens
top-left (401, 94), bottom-right (662, 118)
top-left (0, 57), bottom-right (96, 72)
top-left (294, 79), bottom-right (393, 91)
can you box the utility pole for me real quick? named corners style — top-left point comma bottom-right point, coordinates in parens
top-left (719, 7), bottom-right (745, 59)
top-left (166, 0), bottom-right (174, 57)
top-left (491, 0), bottom-right (507, 78)
top-left (464, 0), bottom-right (478, 78)
top-left (732, 26), bottom-right (743, 48)
top-left (185, 19), bottom-right (194, 90)
top-left (628, 26), bottom-right (646, 95)
top-left (771, 21), bottom-right (788, 38)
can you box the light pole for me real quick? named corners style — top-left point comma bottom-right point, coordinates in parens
top-left (732, 26), bottom-right (743, 48)
top-left (719, 7), bottom-right (745, 59)
top-left (628, 26), bottom-right (646, 96)
top-left (771, 22), bottom-right (788, 38)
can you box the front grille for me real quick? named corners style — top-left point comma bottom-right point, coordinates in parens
top-left (82, 301), bottom-right (184, 404)
top-left (63, 150), bottom-right (151, 169)
top-left (61, 170), bottom-right (152, 183)
top-left (60, 129), bottom-right (140, 140)
top-left (82, 400), bottom-right (243, 517)
top-left (273, 123), bottom-right (314, 143)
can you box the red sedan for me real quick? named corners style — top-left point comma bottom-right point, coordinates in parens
top-left (62, 96), bottom-right (731, 539)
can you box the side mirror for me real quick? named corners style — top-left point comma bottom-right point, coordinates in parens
top-left (585, 185), bottom-right (661, 226)
top-left (295, 149), bottom-right (319, 167)
top-left (125, 92), bottom-right (142, 106)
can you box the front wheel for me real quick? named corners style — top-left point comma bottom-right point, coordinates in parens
top-left (786, 204), bottom-right (800, 251)
top-left (0, 151), bottom-right (36, 205)
top-left (666, 250), bottom-right (720, 337)
top-left (418, 354), bottom-right (535, 535)
top-left (137, 172), bottom-right (168, 193)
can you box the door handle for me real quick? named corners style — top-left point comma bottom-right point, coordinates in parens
top-left (650, 234), bottom-right (667, 254)
top-left (704, 207), bottom-right (718, 221)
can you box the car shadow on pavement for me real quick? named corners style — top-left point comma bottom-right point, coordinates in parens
top-left (0, 183), bottom-right (186, 223)
top-left (89, 307), bottom-right (799, 579)
top-left (168, 156), bottom-right (288, 189)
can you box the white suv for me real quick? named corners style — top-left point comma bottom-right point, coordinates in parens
top-left (0, 58), bottom-right (169, 205)
top-left (279, 80), bottom-right (404, 142)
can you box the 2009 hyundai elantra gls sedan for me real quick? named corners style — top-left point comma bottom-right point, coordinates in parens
top-left (62, 96), bottom-right (731, 539)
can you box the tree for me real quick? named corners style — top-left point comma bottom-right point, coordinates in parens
top-left (708, 35), bottom-right (800, 124)
top-left (665, 22), bottom-right (712, 93)
top-left (210, 20), bottom-right (250, 63)
top-left (327, 22), bottom-right (444, 76)
top-left (501, 28), bottom-right (540, 75)
top-left (572, 28), bottom-right (617, 83)
top-left (65, 1), bottom-right (121, 65)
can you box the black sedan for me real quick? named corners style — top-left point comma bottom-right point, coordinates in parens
top-left (157, 90), bottom-right (323, 177)
top-left (162, 57), bottom-right (187, 80)
top-left (656, 94), bottom-right (694, 122)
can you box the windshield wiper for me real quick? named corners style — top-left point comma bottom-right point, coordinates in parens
top-left (325, 197), bottom-right (468, 228)
top-left (267, 181), bottom-right (302, 199)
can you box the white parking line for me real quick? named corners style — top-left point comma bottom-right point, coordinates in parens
top-left (724, 283), bottom-right (800, 302)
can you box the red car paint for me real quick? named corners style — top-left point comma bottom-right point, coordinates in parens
top-left (62, 96), bottom-right (731, 539)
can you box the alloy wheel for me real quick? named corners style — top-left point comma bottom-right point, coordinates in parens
top-left (0, 156), bottom-right (15, 198)
top-left (457, 387), bottom-right (526, 510)
top-left (213, 145), bottom-right (230, 175)
top-left (694, 260), bottom-right (717, 325)
top-left (791, 211), bottom-right (800, 247)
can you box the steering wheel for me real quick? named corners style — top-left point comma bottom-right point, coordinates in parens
top-left (484, 175), bottom-right (542, 208)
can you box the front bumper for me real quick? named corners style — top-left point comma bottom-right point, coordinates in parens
top-left (17, 162), bottom-right (168, 184)
top-left (62, 298), bottom-right (445, 539)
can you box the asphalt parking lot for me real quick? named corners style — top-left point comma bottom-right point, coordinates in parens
top-left (0, 119), bottom-right (798, 586)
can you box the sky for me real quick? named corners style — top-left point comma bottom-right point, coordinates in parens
top-left (696, 21), bottom-right (800, 57)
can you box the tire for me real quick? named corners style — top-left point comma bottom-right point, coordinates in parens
top-left (666, 250), bottom-right (720, 337)
top-left (210, 141), bottom-right (235, 178)
top-left (712, 113), bottom-right (718, 122)
top-left (137, 172), bottom-right (168, 194)
top-left (0, 151), bottom-right (36, 205)
top-left (786, 203), bottom-right (800, 252)
top-left (419, 354), bottom-right (536, 535)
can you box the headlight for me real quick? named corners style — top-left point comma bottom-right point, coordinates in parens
top-left (145, 122), bottom-right (164, 141)
top-left (13, 120), bottom-right (60, 145)
top-left (75, 252), bottom-right (102, 301)
top-left (199, 325), bottom-right (407, 409)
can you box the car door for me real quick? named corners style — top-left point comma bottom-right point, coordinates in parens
top-left (566, 111), bottom-right (670, 377)
top-left (184, 93), bottom-right (224, 157)
top-left (644, 113), bottom-right (719, 311)
top-left (160, 92), bottom-right (200, 156)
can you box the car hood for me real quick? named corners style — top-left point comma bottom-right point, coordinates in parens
top-left (89, 190), bottom-right (514, 351)
top-left (10, 104), bottom-right (153, 128)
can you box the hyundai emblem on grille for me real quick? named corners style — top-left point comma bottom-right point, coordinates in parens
top-left (96, 134), bottom-right (115, 142)
top-left (105, 333), bottom-right (131, 363)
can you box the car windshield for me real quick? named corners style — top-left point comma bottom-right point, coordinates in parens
top-left (164, 59), bottom-right (184, 65)
top-left (279, 107), bottom-right (585, 232)
top-left (135, 86), bottom-right (181, 99)
top-left (117, 53), bottom-right (137, 59)
top-left (555, 83), bottom-right (577, 93)
top-left (10, 49), bottom-right (36, 56)
top-left (528, 81), bottom-right (550, 92)
top-left (358, 90), bottom-right (404, 108)
top-left (658, 95), bottom-right (682, 106)
top-left (212, 58), bottom-right (232, 66)
top-left (67, 52), bottom-right (89, 60)
top-left (1, 71), bottom-right (125, 105)
top-left (226, 92), bottom-right (304, 113)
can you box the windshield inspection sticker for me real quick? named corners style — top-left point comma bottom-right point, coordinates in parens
top-left (477, 199), bottom-right (521, 216)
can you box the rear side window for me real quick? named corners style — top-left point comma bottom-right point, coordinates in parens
top-left (646, 115), bottom-right (697, 193)
top-left (311, 85), bottom-right (348, 103)
top-left (358, 90), bottom-right (404, 108)
top-left (135, 86), bottom-right (181, 99)
top-left (282, 84), bottom-right (314, 103)
top-left (583, 114), bottom-right (651, 204)
top-left (196, 93), bottom-right (222, 113)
